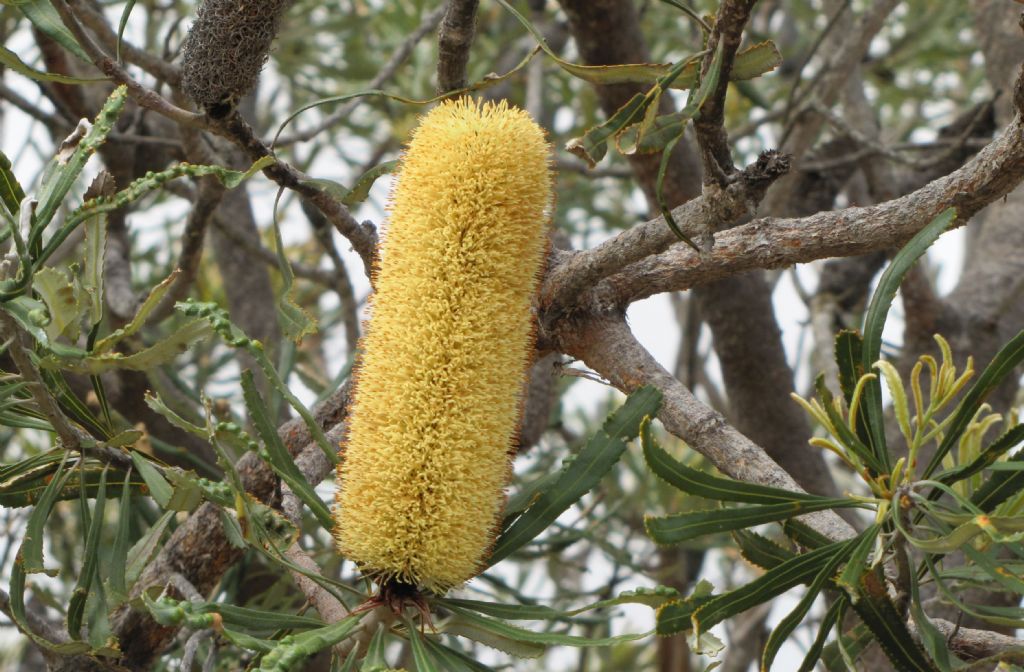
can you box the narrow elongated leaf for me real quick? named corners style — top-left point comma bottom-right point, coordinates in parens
top-left (642, 420), bottom-right (840, 504)
top-left (67, 465), bottom-right (108, 638)
top-left (796, 596), bottom-right (846, 672)
top-left (92, 271), bottom-right (180, 353)
top-left (33, 88), bottom-right (127, 244)
top-left (241, 370), bottom-right (332, 529)
top-left (646, 499), bottom-right (856, 545)
top-left (437, 586), bottom-right (679, 622)
top-left (129, 452), bottom-right (172, 508)
top-left (970, 450), bottom-right (1024, 513)
top-left (106, 468), bottom-right (133, 604)
top-left (270, 207), bottom-right (316, 344)
top-left (657, 41), bottom-right (725, 250)
top-left (256, 613), bottom-right (363, 671)
top-left (850, 570), bottom-right (940, 672)
top-left (12, 0), bottom-right (91, 62)
top-left (566, 92), bottom-right (647, 167)
top-left (924, 329), bottom-right (1024, 480)
top-left (423, 637), bottom-right (497, 672)
top-left (21, 451), bottom-right (73, 575)
top-left (691, 540), bottom-right (849, 635)
top-left (835, 523), bottom-right (882, 598)
top-left (406, 623), bottom-right (440, 672)
top-left (443, 605), bottom-right (645, 653)
top-left (495, 0), bottom-right (780, 90)
top-left (653, 579), bottom-right (717, 636)
top-left (8, 562), bottom-right (91, 654)
top-left (0, 150), bottom-right (25, 217)
top-left (125, 510), bottom-right (174, 589)
top-left (304, 160), bottom-right (398, 208)
top-left (861, 208), bottom-right (957, 466)
top-left (0, 45), bottom-right (105, 84)
top-left (489, 387), bottom-right (661, 565)
top-left (41, 319), bottom-right (213, 374)
top-left (908, 557), bottom-right (955, 672)
top-left (360, 624), bottom-right (388, 671)
top-left (762, 534), bottom-right (854, 671)
top-left (733, 530), bottom-right (795, 570)
top-left (144, 595), bottom-right (324, 631)
top-left (835, 330), bottom-right (865, 406)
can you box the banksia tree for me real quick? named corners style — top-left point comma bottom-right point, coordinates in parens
top-left (335, 98), bottom-right (553, 594)
top-left (180, 0), bottom-right (290, 114)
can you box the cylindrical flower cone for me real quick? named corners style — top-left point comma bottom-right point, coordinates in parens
top-left (335, 98), bottom-right (553, 593)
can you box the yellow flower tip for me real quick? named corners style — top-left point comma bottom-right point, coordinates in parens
top-left (334, 98), bottom-right (554, 593)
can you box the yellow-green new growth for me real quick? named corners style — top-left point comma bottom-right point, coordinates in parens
top-left (335, 98), bottom-right (553, 593)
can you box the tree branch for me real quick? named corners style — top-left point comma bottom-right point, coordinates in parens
top-left (596, 107), bottom-right (1024, 306)
top-left (436, 0), bottom-right (479, 93)
top-left (554, 314), bottom-right (855, 543)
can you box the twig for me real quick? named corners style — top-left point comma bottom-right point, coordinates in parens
top-left (209, 113), bottom-right (378, 276)
top-left (693, 0), bottom-right (758, 182)
top-left (436, 0), bottom-right (480, 93)
top-left (596, 106), bottom-right (1024, 305)
top-left (539, 150), bottom-right (790, 314)
top-left (68, 0), bottom-right (181, 85)
top-left (554, 315), bottom-right (856, 544)
top-left (53, 0), bottom-right (205, 128)
top-left (0, 315), bottom-right (80, 451)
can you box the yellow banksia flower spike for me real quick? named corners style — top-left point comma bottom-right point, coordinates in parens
top-left (335, 98), bottom-right (554, 593)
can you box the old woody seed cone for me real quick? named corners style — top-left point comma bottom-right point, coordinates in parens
top-left (335, 98), bottom-right (554, 593)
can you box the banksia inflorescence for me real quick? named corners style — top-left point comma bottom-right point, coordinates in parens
top-left (180, 0), bottom-right (290, 114)
top-left (335, 98), bottom-right (553, 594)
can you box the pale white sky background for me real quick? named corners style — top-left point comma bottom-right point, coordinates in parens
top-left (0, 3), bottom-right (985, 669)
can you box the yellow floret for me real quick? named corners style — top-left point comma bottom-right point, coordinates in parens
top-left (335, 98), bottom-right (553, 593)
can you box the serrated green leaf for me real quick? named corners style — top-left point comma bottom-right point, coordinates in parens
top-left (129, 452), bottom-right (172, 508)
top-left (647, 498), bottom-right (856, 545)
top-left (257, 613), bottom-right (363, 672)
top-left (642, 419), bottom-right (843, 504)
top-left (41, 318), bottom-right (213, 374)
top-left (762, 533), bottom-right (858, 671)
top-left (423, 637), bottom-right (496, 672)
top-left (106, 468), bottom-right (133, 604)
top-left (653, 579), bottom-right (717, 636)
top-left (495, 0), bottom-right (779, 90)
top-left (0, 150), bottom-right (25, 217)
top-left (93, 271), bottom-right (180, 354)
top-left (690, 540), bottom-right (850, 636)
top-left (32, 88), bottom-right (127, 249)
top-left (241, 370), bottom-right (332, 529)
top-left (67, 465), bottom-right (108, 638)
top-left (8, 561), bottom-right (91, 654)
top-left (924, 330), bottom-right (1024, 480)
top-left (565, 92), bottom-right (647, 168)
top-left (443, 605), bottom-right (646, 654)
top-left (850, 570), bottom-right (940, 672)
top-left (20, 450), bottom-right (73, 575)
top-left (361, 623), bottom-right (389, 671)
top-left (861, 208), bottom-right (957, 468)
top-left (125, 510), bottom-right (173, 589)
top-left (796, 596), bottom-right (845, 672)
top-left (733, 530), bottom-right (795, 570)
top-left (489, 386), bottom-right (661, 565)
top-left (835, 523), bottom-right (881, 599)
top-left (406, 622), bottom-right (440, 672)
